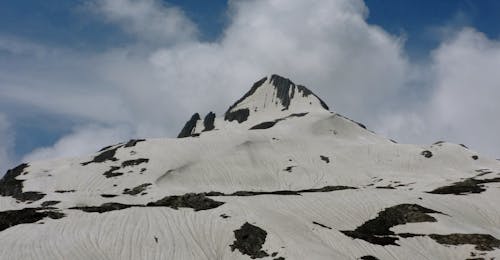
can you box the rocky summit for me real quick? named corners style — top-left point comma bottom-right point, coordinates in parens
top-left (1, 74), bottom-right (499, 259)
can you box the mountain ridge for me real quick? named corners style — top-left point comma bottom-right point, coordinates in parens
top-left (0, 75), bottom-right (499, 260)
top-left (178, 74), bottom-right (330, 138)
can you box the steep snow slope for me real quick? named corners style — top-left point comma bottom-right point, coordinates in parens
top-left (1, 75), bottom-right (500, 260)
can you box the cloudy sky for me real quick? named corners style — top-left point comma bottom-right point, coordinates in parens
top-left (1, 0), bottom-right (500, 173)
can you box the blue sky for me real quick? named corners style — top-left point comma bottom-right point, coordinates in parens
top-left (1, 0), bottom-right (500, 172)
top-left (2, 0), bottom-right (499, 53)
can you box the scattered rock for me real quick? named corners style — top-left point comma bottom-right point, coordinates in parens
top-left (122, 158), bottom-right (149, 167)
top-left (100, 194), bottom-right (118, 198)
top-left (312, 221), bottom-right (332, 229)
top-left (41, 201), bottom-right (60, 207)
top-left (220, 214), bottom-right (230, 219)
top-left (123, 183), bottom-right (152, 196)
top-left (472, 155), bottom-right (479, 160)
top-left (421, 150), bottom-right (433, 158)
top-left (360, 256), bottom-right (380, 260)
top-left (375, 186), bottom-right (396, 189)
top-left (429, 233), bottom-right (500, 251)
top-left (320, 155), bottom-right (330, 163)
top-left (230, 222), bottom-right (269, 259)
top-left (283, 166), bottom-right (295, 172)
top-left (54, 190), bottom-right (75, 193)
top-left (103, 166), bottom-right (123, 178)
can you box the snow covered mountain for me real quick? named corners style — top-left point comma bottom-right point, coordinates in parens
top-left (1, 74), bottom-right (499, 260)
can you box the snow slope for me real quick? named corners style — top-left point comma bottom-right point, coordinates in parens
top-left (1, 74), bottom-right (499, 260)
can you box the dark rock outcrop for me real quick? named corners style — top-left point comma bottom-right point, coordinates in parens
top-left (312, 221), bottom-right (332, 229)
top-left (269, 75), bottom-right (329, 111)
top-left (225, 77), bottom-right (268, 121)
top-left (320, 155), bottom-right (330, 163)
top-left (41, 201), bottom-right (60, 207)
top-left (421, 150), bottom-right (433, 158)
top-left (225, 108), bottom-right (250, 123)
top-left (203, 112), bottom-right (216, 132)
top-left (225, 74), bottom-right (328, 124)
top-left (250, 121), bottom-right (277, 130)
top-left (428, 177), bottom-right (500, 195)
top-left (123, 183), bottom-right (151, 196)
top-left (147, 193), bottom-right (225, 211)
top-left (0, 163), bottom-right (45, 202)
top-left (177, 113), bottom-right (201, 138)
top-left (205, 185), bottom-right (356, 197)
top-left (0, 208), bottom-right (65, 232)
top-left (429, 233), bottom-right (500, 251)
top-left (82, 146), bottom-right (120, 165)
top-left (249, 113), bottom-right (308, 130)
top-left (103, 166), bottom-right (123, 178)
top-left (360, 256), bottom-right (380, 260)
top-left (124, 139), bottom-right (145, 148)
top-left (341, 204), bottom-right (442, 246)
top-left (230, 222), bottom-right (269, 259)
top-left (70, 203), bottom-right (136, 213)
top-left (122, 158), bottom-right (149, 167)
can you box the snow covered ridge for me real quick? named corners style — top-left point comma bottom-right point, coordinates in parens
top-left (178, 74), bottom-right (330, 138)
top-left (1, 75), bottom-right (500, 259)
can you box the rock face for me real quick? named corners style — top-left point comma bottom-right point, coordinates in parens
top-left (1, 74), bottom-right (500, 260)
top-left (178, 74), bottom-right (330, 137)
top-left (177, 113), bottom-right (201, 138)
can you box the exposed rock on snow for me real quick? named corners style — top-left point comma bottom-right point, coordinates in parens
top-left (230, 222), bottom-right (270, 259)
top-left (1, 74), bottom-right (500, 259)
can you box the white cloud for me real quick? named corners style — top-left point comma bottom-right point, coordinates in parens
top-left (427, 28), bottom-right (500, 156)
top-left (86, 0), bottom-right (198, 44)
top-left (2, 0), bottom-right (500, 163)
top-left (22, 124), bottom-right (134, 162)
top-left (148, 0), bottom-right (409, 121)
top-left (0, 114), bottom-right (14, 174)
top-left (373, 28), bottom-right (500, 158)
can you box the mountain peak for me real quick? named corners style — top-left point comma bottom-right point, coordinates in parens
top-left (224, 74), bottom-right (329, 123)
top-left (177, 74), bottom-right (330, 138)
